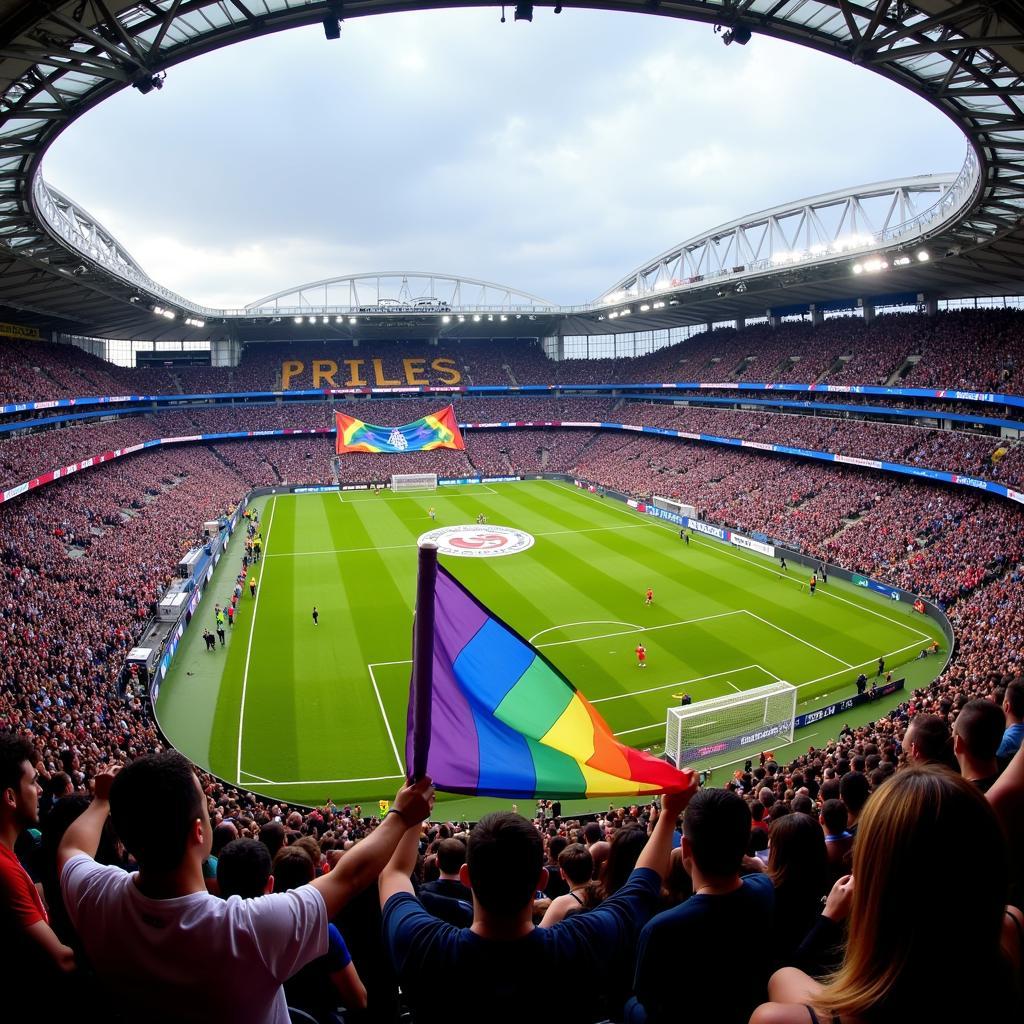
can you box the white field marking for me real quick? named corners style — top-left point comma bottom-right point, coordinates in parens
top-left (794, 639), bottom-right (931, 692)
top-left (530, 619), bottom-right (641, 643)
top-left (591, 665), bottom-right (765, 705)
top-left (536, 609), bottom-right (744, 650)
top-left (549, 480), bottom-right (932, 641)
top-left (337, 485), bottom-right (499, 502)
top-left (367, 663), bottom-right (405, 773)
top-left (743, 610), bottom-right (853, 668)
top-left (724, 681), bottom-right (741, 692)
top-left (265, 523), bottom-right (646, 558)
top-left (754, 663), bottom-right (783, 681)
top-left (237, 495), bottom-right (278, 785)
top-left (239, 770), bottom-right (278, 785)
top-left (710, 732), bottom-right (823, 774)
top-left (242, 773), bottom-right (407, 787)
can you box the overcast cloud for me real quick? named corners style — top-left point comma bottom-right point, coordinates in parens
top-left (42, 9), bottom-right (964, 309)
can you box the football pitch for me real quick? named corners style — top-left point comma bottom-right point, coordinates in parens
top-left (157, 480), bottom-right (947, 817)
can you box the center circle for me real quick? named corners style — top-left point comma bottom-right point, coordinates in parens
top-left (418, 525), bottom-right (536, 558)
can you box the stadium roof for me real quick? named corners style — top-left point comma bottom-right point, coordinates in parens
top-left (0, 1), bottom-right (1022, 341)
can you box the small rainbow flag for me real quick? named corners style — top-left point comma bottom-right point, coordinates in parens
top-left (335, 404), bottom-right (465, 455)
top-left (406, 547), bottom-right (692, 798)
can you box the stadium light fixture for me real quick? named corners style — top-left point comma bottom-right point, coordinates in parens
top-left (458, 315), bottom-right (466, 323)
top-left (442, 315), bottom-right (451, 323)
top-left (473, 314), bottom-right (481, 322)
top-left (652, 301), bottom-right (665, 309)
top-left (852, 264), bottom-right (864, 275)
top-left (335, 316), bottom-right (343, 324)
top-left (308, 316), bottom-right (316, 324)
top-left (640, 304), bottom-right (650, 312)
top-left (321, 316), bottom-right (328, 324)
top-left (514, 4), bottom-right (533, 22)
top-left (487, 314), bottom-right (494, 322)
top-left (554, 3), bottom-right (562, 11)
top-left (294, 316), bottom-right (303, 324)
top-left (349, 317), bottom-right (357, 325)
top-left (608, 311), bottom-right (619, 319)
top-left (917, 250), bottom-right (930, 262)
top-left (620, 308), bottom-right (631, 316)
top-left (323, 1), bottom-right (343, 39)
top-left (718, 24), bottom-right (752, 46)
top-left (893, 256), bottom-right (911, 267)
top-left (500, 314), bottom-right (508, 321)
top-left (132, 71), bottom-right (166, 95)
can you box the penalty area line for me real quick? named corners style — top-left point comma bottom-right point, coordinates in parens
top-left (367, 663), bottom-right (405, 774)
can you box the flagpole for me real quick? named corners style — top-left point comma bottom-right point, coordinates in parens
top-left (410, 542), bottom-right (437, 781)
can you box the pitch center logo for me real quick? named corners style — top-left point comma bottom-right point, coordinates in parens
top-left (418, 525), bottom-right (535, 558)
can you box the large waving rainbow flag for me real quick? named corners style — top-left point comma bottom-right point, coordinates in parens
top-left (406, 548), bottom-right (692, 798)
top-left (335, 404), bottom-right (465, 455)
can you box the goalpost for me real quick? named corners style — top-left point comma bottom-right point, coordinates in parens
top-left (664, 681), bottom-right (797, 767)
top-left (390, 473), bottom-right (438, 493)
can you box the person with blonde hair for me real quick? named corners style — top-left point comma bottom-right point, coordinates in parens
top-left (749, 766), bottom-right (1023, 1024)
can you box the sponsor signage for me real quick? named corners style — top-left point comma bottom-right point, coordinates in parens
top-left (731, 533), bottom-right (775, 557)
top-left (294, 485), bottom-right (341, 493)
top-left (688, 519), bottom-right (727, 541)
top-left (417, 525), bottom-right (535, 558)
top-left (793, 680), bottom-right (904, 730)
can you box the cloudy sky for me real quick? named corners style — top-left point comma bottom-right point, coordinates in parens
top-left (43, 9), bottom-right (964, 309)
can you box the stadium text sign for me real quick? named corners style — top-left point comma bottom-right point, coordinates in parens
top-left (281, 356), bottom-right (461, 390)
top-left (418, 525), bottom-right (535, 558)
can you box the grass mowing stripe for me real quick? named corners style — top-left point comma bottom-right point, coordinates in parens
top-left (236, 494), bottom-right (277, 784)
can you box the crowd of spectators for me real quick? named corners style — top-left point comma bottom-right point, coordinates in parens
top-left (5, 330), bottom-right (1024, 1021)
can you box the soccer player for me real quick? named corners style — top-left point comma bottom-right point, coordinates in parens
top-left (312, 606), bottom-right (319, 626)
top-left (877, 656), bottom-right (885, 677)
top-left (635, 643), bottom-right (647, 669)
top-left (428, 507), bottom-right (436, 521)
top-left (249, 575), bottom-right (256, 598)
top-left (645, 587), bottom-right (654, 606)
top-left (780, 556), bottom-right (788, 571)
top-left (809, 573), bottom-right (817, 596)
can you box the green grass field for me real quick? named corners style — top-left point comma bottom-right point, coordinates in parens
top-left (156, 480), bottom-right (947, 818)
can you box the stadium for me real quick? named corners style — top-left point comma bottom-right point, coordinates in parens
top-left (1, 3), bottom-right (1023, 1023)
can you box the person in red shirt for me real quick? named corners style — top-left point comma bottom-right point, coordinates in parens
top-left (1, 733), bottom-right (76, 991)
top-left (645, 588), bottom-right (654, 606)
top-left (636, 643), bottom-right (647, 668)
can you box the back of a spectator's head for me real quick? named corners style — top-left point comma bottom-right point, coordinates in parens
top-left (953, 699), bottom-right (1006, 762)
top-left (258, 819), bottom-right (286, 858)
top-left (750, 801), bottom-right (765, 822)
top-left (466, 813), bottom-right (543, 916)
top-left (211, 821), bottom-right (238, 856)
top-left (768, 811), bottom-right (827, 892)
top-left (547, 835), bottom-right (568, 862)
top-left (1003, 679), bottom-right (1024, 722)
top-left (47, 771), bottom-right (73, 800)
top-left (293, 834), bottom-right (321, 867)
top-left (792, 794), bottom-right (815, 817)
top-left (218, 838), bottom-right (272, 899)
top-left (824, 767), bottom-right (1009, 1019)
top-left (903, 714), bottom-right (950, 764)
top-left (436, 837), bottom-right (467, 876)
top-left (839, 771), bottom-right (870, 817)
top-left (110, 752), bottom-right (207, 873)
top-left (683, 789), bottom-right (751, 879)
top-left (272, 846), bottom-right (315, 892)
top-left (557, 843), bottom-right (593, 886)
top-left (820, 799), bottom-right (849, 836)
top-left (582, 821), bottom-right (602, 845)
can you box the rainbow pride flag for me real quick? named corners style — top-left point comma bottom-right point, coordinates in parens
top-left (335, 404), bottom-right (464, 455)
top-left (406, 551), bottom-right (692, 798)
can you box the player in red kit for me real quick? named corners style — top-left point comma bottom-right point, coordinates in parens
top-left (636, 643), bottom-right (647, 668)
top-left (645, 588), bottom-right (654, 606)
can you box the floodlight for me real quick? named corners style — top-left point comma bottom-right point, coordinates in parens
top-left (514, 4), bottom-right (533, 22)
top-left (917, 250), bottom-right (930, 262)
top-left (322, 14), bottom-right (341, 39)
top-left (442, 315), bottom-right (451, 323)
top-left (132, 72), bottom-right (166, 95)
top-left (721, 25), bottom-right (751, 45)
top-left (473, 314), bottom-right (481, 322)
top-left (321, 316), bottom-right (328, 324)
top-left (554, 4), bottom-right (562, 11)
top-left (640, 304), bottom-right (650, 311)
top-left (349, 317), bottom-right (357, 324)
top-left (294, 316), bottom-right (303, 324)
top-left (852, 264), bottom-right (864, 275)
top-left (308, 316), bottom-right (316, 324)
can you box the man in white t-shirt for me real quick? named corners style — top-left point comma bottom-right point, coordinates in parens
top-left (59, 752), bottom-right (433, 1024)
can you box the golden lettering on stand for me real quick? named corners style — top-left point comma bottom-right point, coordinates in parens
top-left (280, 356), bottom-right (462, 390)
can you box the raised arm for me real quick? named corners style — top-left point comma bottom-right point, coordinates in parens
top-left (57, 765), bottom-right (120, 874)
top-left (635, 771), bottom-right (699, 881)
top-left (313, 776), bottom-right (433, 918)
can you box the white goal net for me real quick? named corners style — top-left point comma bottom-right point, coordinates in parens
top-left (391, 473), bottom-right (438, 493)
top-left (665, 681), bottom-right (797, 767)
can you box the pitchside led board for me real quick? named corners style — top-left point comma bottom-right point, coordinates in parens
top-left (282, 356), bottom-right (461, 390)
